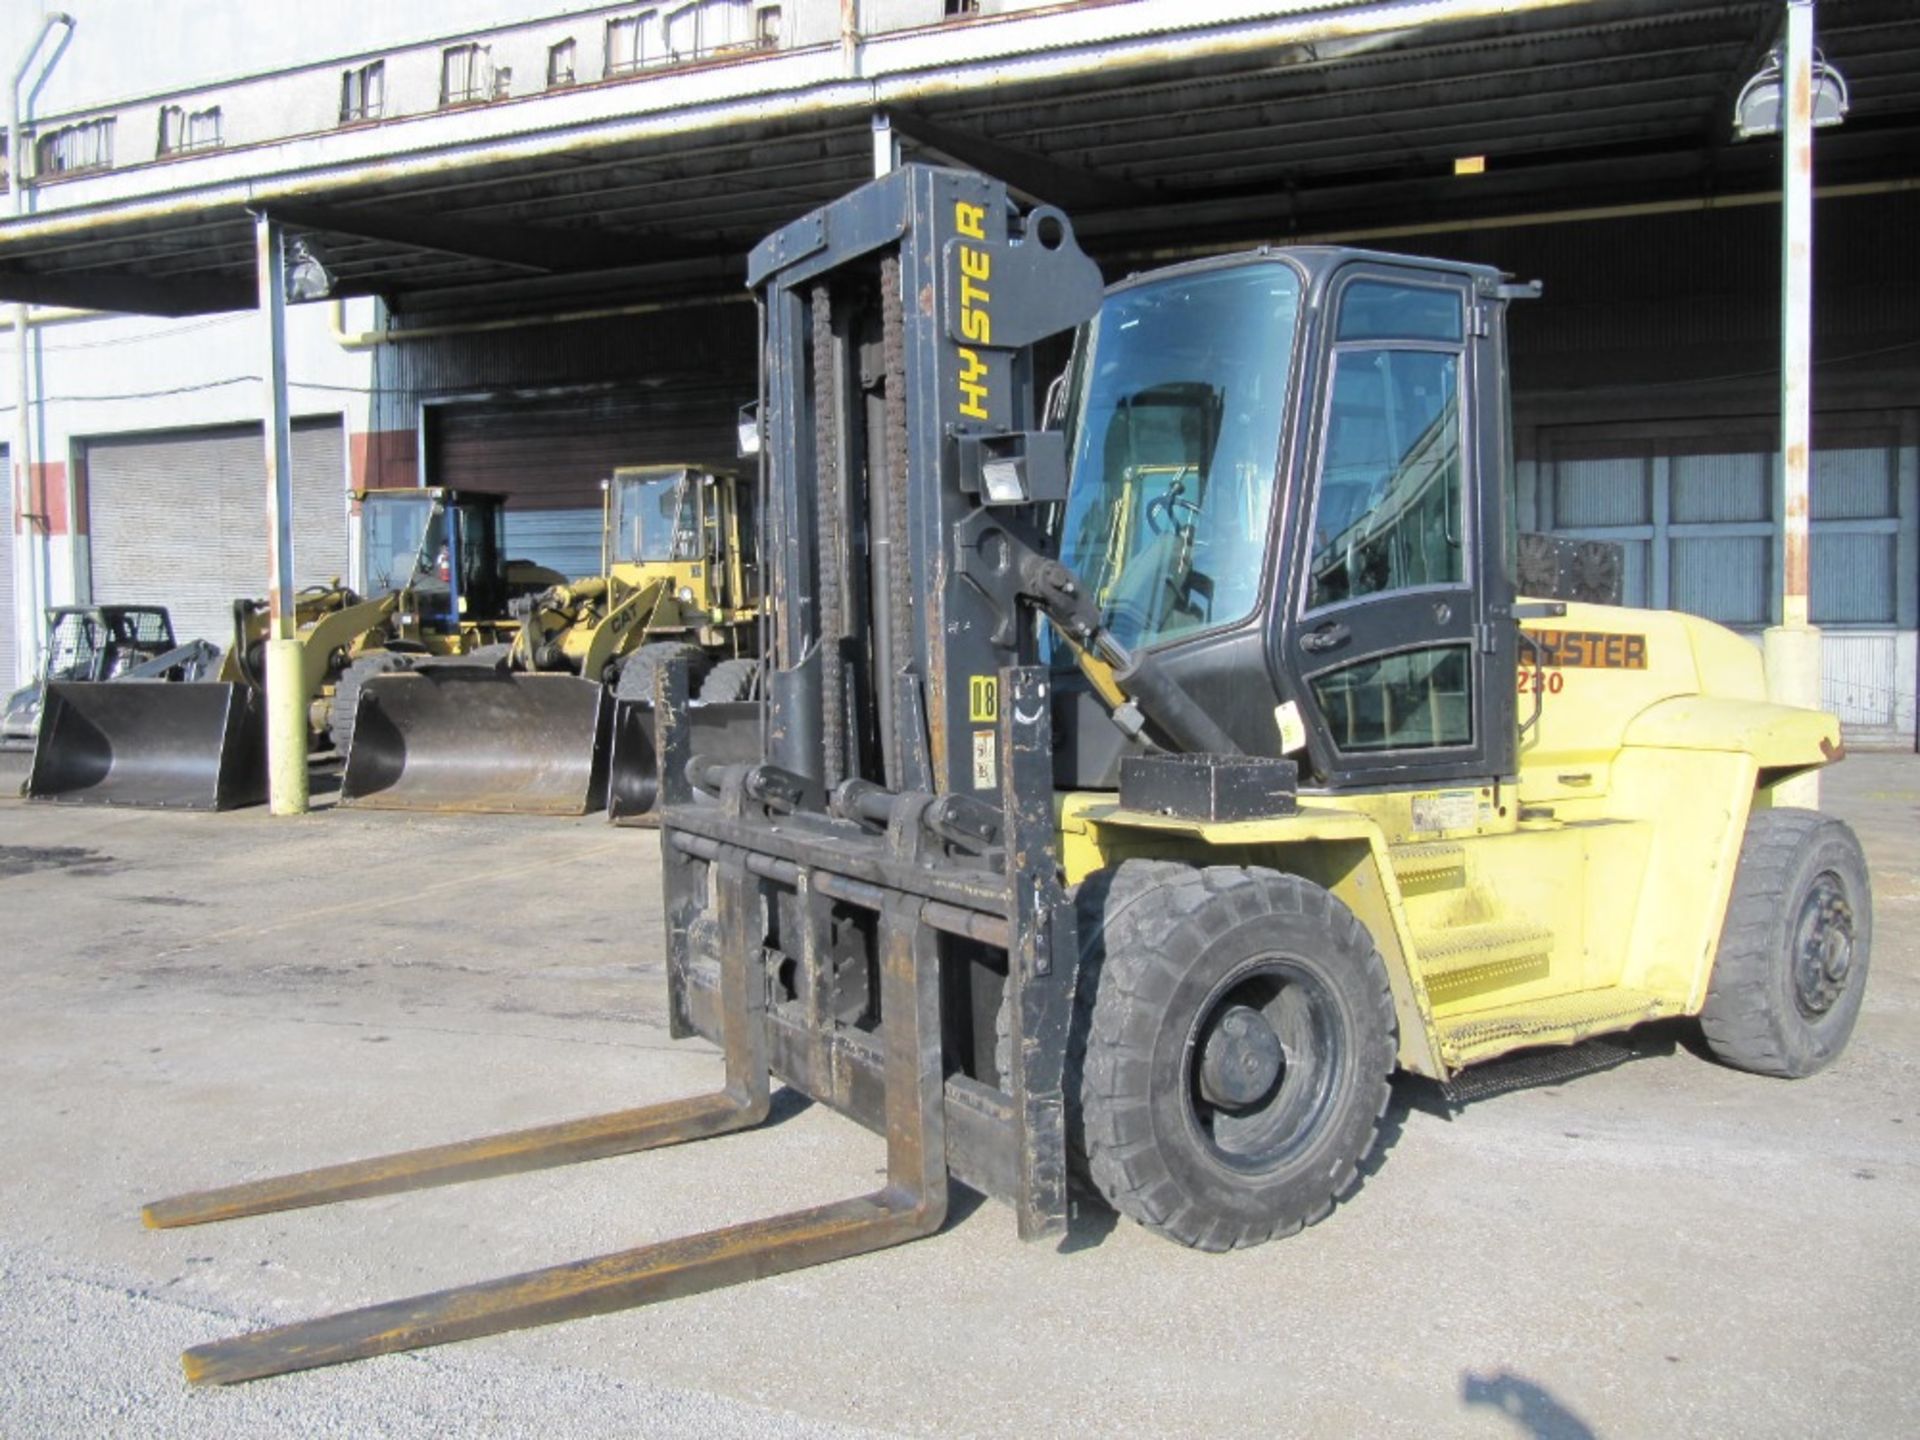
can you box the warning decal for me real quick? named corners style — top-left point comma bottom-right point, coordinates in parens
top-left (970, 675), bottom-right (999, 723)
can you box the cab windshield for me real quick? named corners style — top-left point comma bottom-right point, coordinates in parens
top-left (363, 494), bottom-right (439, 595)
top-left (1058, 262), bottom-right (1300, 652)
top-left (614, 469), bottom-right (701, 565)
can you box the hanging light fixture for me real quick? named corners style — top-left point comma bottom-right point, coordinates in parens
top-left (283, 235), bottom-right (336, 302)
top-left (1734, 42), bottom-right (1849, 140)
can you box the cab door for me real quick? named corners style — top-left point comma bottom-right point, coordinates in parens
top-left (1276, 266), bottom-right (1515, 789)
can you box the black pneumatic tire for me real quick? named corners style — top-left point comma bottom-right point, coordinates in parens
top-left (327, 651), bottom-right (417, 756)
top-left (1700, 807), bottom-right (1873, 1078)
top-left (1075, 861), bottom-right (1397, 1251)
top-left (615, 643), bottom-right (711, 704)
top-left (698, 657), bottom-right (759, 703)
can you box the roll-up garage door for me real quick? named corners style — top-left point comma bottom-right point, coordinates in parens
top-left (1, 443), bottom-right (16, 687)
top-left (426, 388), bottom-right (738, 579)
top-left (85, 419), bottom-right (349, 649)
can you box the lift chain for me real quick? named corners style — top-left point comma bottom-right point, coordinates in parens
top-left (810, 282), bottom-right (847, 790)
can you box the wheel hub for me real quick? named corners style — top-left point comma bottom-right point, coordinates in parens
top-left (1197, 1004), bottom-right (1283, 1108)
top-left (1793, 873), bottom-right (1854, 1017)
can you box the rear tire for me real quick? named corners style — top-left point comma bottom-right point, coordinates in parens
top-left (1075, 861), bottom-right (1397, 1251)
top-left (615, 643), bottom-right (710, 704)
top-left (698, 657), bottom-right (758, 703)
top-left (328, 651), bottom-right (416, 756)
top-left (1700, 807), bottom-right (1872, 1078)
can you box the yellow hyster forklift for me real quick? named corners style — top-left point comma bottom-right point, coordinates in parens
top-left (148, 166), bottom-right (1870, 1382)
top-left (338, 463), bottom-right (761, 818)
top-left (27, 487), bottom-right (547, 809)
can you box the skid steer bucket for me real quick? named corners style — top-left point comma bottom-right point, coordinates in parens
top-left (340, 669), bottom-right (611, 816)
top-left (26, 681), bottom-right (266, 810)
top-left (606, 696), bottom-right (762, 824)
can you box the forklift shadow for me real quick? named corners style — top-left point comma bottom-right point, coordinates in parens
top-left (1461, 1370), bottom-right (1597, 1440)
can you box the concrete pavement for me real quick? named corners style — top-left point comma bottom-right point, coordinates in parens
top-left (1, 750), bottom-right (1915, 1437)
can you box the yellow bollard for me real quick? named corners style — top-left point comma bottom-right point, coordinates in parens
top-left (265, 636), bottom-right (310, 815)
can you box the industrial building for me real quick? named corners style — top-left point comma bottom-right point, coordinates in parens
top-left (3, 0), bottom-right (1916, 743)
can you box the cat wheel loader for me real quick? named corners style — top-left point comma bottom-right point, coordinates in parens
top-left (339, 464), bottom-right (761, 819)
top-left (147, 166), bottom-right (1871, 1383)
top-left (27, 487), bottom-right (550, 810)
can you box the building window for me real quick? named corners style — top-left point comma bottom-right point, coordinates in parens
top-left (34, 117), bottom-right (114, 176)
top-left (1533, 414), bottom-right (1918, 630)
top-left (547, 38), bottom-right (578, 88)
top-left (663, 1), bottom-right (762, 63)
top-left (945, 0), bottom-right (979, 16)
top-left (755, 6), bottom-right (781, 48)
top-left (340, 60), bottom-right (386, 123)
top-left (441, 43), bottom-right (503, 106)
top-left (157, 104), bottom-right (223, 156)
top-left (606, 13), bottom-right (657, 75)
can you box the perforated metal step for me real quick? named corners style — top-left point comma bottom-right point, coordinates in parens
top-left (1390, 841), bottom-right (1467, 883)
top-left (1438, 987), bottom-right (1668, 1069)
top-left (1410, 920), bottom-right (1556, 984)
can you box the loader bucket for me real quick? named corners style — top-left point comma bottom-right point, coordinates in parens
top-left (340, 669), bottom-right (611, 816)
top-left (26, 681), bottom-right (266, 811)
top-left (606, 697), bottom-right (761, 825)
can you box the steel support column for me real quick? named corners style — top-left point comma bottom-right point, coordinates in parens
top-left (1764, 0), bottom-right (1822, 804)
top-left (255, 211), bottom-right (308, 815)
top-left (8, 13), bottom-right (75, 686)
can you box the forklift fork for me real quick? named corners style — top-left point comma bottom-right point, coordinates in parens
top-left (142, 670), bottom-right (949, 1384)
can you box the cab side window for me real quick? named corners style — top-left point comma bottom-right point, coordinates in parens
top-left (1308, 348), bottom-right (1463, 611)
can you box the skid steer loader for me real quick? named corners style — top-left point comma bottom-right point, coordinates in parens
top-left (3, 605), bottom-right (220, 749)
top-left (147, 165), bottom-right (1871, 1383)
top-left (26, 487), bottom-right (546, 810)
top-left (339, 464), bottom-right (761, 818)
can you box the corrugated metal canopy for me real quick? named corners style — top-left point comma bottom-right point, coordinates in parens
top-left (2, 0), bottom-right (1917, 319)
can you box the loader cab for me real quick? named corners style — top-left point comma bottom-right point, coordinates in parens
top-left (607, 465), bottom-right (753, 611)
top-left (1056, 250), bottom-right (1521, 790)
top-left (44, 605), bottom-right (177, 682)
top-left (357, 487), bottom-right (509, 630)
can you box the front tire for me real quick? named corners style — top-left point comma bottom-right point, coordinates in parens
top-left (327, 651), bottom-right (416, 756)
top-left (698, 657), bottom-right (759, 703)
top-left (1700, 807), bottom-right (1872, 1078)
top-left (615, 642), bottom-right (710, 704)
top-left (1076, 862), bottom-right (1397, 1251)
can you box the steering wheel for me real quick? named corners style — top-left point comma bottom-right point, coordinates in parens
top-left (1145, 491), bottom-right (1201, 535)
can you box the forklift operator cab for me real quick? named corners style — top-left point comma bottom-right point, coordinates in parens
top-left (1055, 253), bottom-right (1517, 791)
